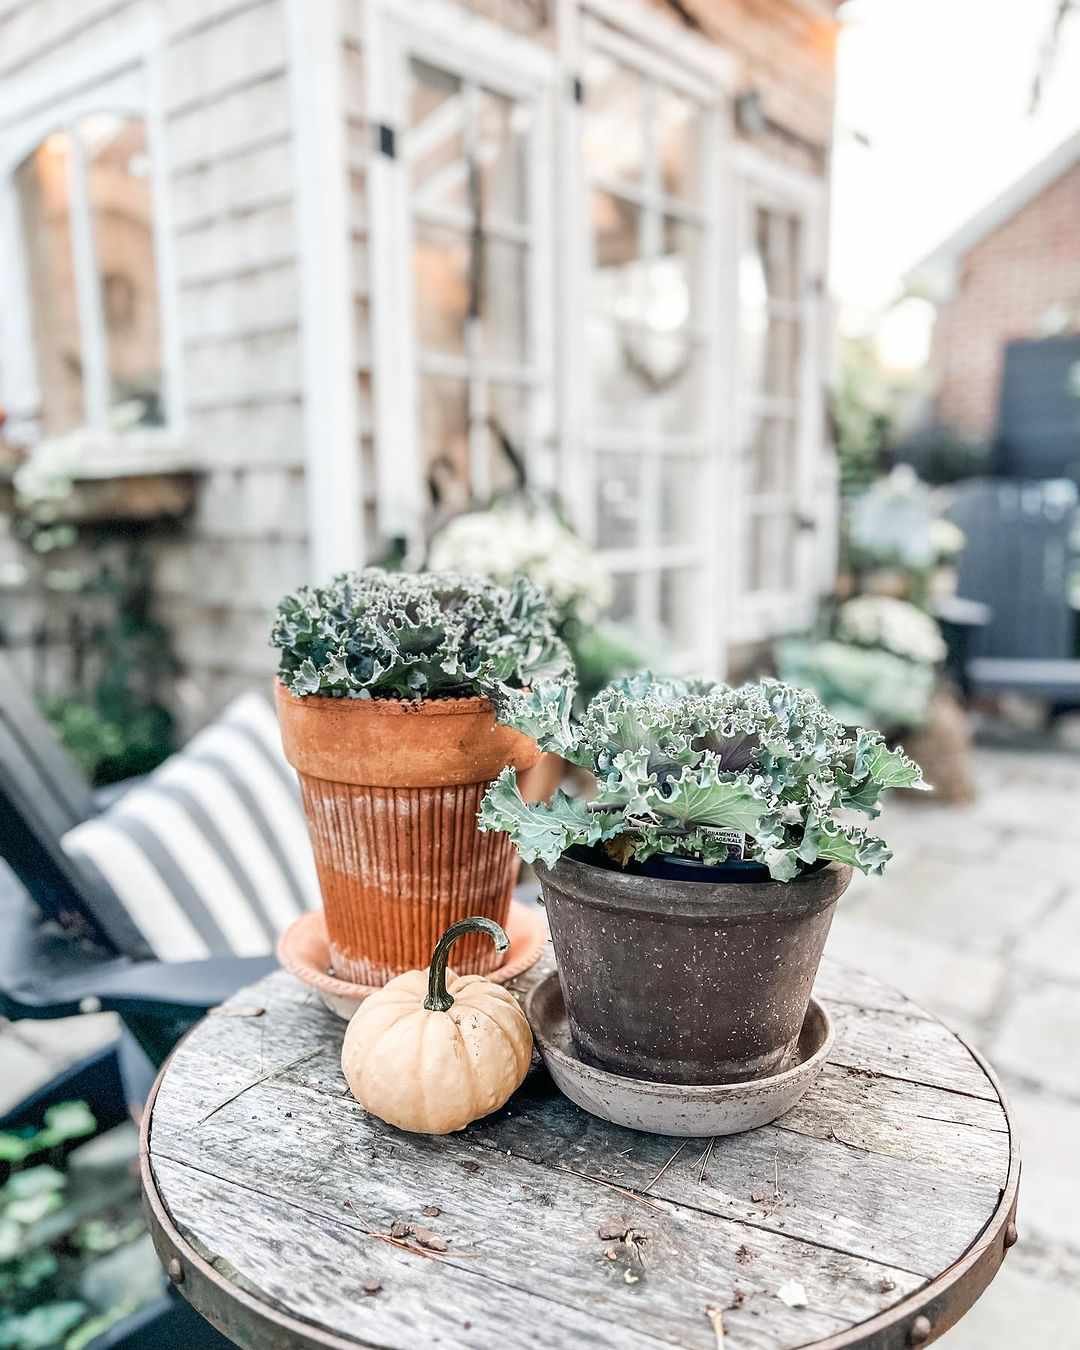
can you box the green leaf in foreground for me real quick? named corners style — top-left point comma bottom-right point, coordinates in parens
top-left (478, 769), bottom-right (620, 869)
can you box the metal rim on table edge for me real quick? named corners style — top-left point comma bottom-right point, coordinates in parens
top-left (138, 992), bottom-right (1021, 1350)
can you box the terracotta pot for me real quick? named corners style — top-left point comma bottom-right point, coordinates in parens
top-left (535, 850), bottom-right (851, 1085)
top-left (517, 750), bottom-right (566, 804)
top-left (275, 681), bottom-right (540, 984)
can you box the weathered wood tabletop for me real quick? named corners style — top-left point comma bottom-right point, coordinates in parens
top-left (141, 949), bottom-right (1019, 1350)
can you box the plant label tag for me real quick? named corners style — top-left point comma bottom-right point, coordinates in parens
top-left (714, 828), bottom-right (745, 859)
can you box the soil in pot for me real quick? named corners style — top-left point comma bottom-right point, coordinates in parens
top-left (276, 682), bottom-right (539, 985)
top-left (535, 848), bottom-right (851, 1086)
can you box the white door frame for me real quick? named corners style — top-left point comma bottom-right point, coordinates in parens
top-left (732, 143), bottom-right (828, 643)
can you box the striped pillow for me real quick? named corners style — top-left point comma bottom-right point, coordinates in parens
top-left (63, 692), bottom-right (320, 962)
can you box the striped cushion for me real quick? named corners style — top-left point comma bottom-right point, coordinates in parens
top-left (63, 692), bottom-right (320, 962)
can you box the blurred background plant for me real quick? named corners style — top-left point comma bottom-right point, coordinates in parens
top-left (4, 496), bottom-right (177, 787)
top-left (0, 1102), bottom-right (158, 1350)
top-left (777, 596), bottom-right (944, 734)
top-left (840, 464), bottom-right (966, 608)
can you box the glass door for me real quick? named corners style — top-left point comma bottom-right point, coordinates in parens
top-left (366, 7), bottom-right (554, 546)
top-left (578, 30), bottom-right (724, 671)
top-left (735, 161), bottom-right (824, 639)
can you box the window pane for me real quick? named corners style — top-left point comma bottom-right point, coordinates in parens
top-left (408, 59), bottom-right (467, 213)
top-left (82, 115), bottom-right (163, 427)
top-left (747, 514), bottom-right (769, 593)
top-left (487, 383), bottom-right (530, 494)
top-left (609, 570), bottom-right (639, 624)
top-left (657, 87), bottom-right (699, 205)
top-left (479, 236), bottom-right (528, 361)
top-left (15, 134), bottom-right (83, 435)
top-left (591, 189), bottom-right (640, 275)
top-left (413, 222), bottom-right (469, 354)
top-left (748, 414), bottom-right (797, 493)
top-left (768, 210), bottom-right (801, 304)
top-left (476, 87), bottom-right (528, 225)
top-left (660, 216), bottom-right (699, 328)
top-left (659, 456), bottom-right (700, 543)
top-left (659, 566), bottom-right (697, 646)
top-left (595, 451), bottom-right (641, 547)
top-left (420, 374), bottom-right (469, 506)
top-left (755, 206), bottom-right (802, 304)
top-left (583, 54), bottom-right (642, 186)
top-left (765, 316), bottom-right (800, 398)
top-left (588, 318), bottom-right (702, 433)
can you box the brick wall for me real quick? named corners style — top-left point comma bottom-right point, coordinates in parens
top-left (930, 158), bottom-right (1080, 439)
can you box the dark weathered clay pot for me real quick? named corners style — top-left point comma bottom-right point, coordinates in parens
top-left (275, 681), bottom-right (539, 985)
top-left (534, 851), bottom-right (851, 1086)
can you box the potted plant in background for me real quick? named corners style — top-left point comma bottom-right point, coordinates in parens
top-left (778, 595), bottom-right (973, 803)
top-left (272, 569), bottom-right (572, 985)
top-left (479, 674), bottom-right (925, 1085)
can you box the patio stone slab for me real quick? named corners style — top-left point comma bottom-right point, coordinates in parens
top-left (12, 1012), bottom-right (120, 1064)
top-left (0, 1023), bottom-right (58, 1116)
top-left (842, 852), bottom-right (1061, 956)
top-left (991, 986), bottom-right (1080, 1097)
top-left (937, 1263), bottom-right (1080, 1347)
top-left (1005, 1089), bottom-right (1080, 1252)
top-left (1015, 889), bottom-right (1080, 984)
top-left (827, 911), bottom-right (1004, 1028)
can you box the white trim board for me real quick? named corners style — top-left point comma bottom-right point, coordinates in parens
top-left (287, 0), bottom-right (362, 581)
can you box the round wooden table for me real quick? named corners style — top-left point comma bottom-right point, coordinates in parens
top-left (141, 953), bottom-right (1019, 1350)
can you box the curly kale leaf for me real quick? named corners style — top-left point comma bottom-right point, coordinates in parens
top-left (483, 671), bottom-right (925, 881)
top-left (477, 768), bottom-right (621, 868)
top-left (272, 570), bottom-right (573, 711)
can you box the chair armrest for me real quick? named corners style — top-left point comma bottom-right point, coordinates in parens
top-left (0, 879), bottom-right (276, 1022)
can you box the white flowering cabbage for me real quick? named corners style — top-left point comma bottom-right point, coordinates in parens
top-left (427, 501), bottom-right (612, 626)
top-left (836, 597), bottom-right (946, 666)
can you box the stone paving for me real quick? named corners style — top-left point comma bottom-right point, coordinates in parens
top-left (2, 742), bottom-right (1077, 1346)
top-left (830, 743), bottom-right (1080, 1348)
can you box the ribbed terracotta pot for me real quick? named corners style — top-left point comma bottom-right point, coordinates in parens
top-left (275, 681), bottom-right (540, 985)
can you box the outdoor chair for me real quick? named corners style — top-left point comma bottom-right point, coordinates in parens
top-left (0, 659), bottom-right (319, 1081)
top-left (949, 477), bottom-right (1080, 706)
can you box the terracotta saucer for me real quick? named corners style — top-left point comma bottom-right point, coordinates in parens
top-left (525, 972), bottom-right (834, 1138)
top-left (277, 900), bottom-right (548, 1020)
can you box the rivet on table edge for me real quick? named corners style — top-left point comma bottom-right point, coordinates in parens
top-left (909, 1315), bottom-right (932, 1345)
top-left (168, 1258), bottom-right (184, 1284)
top-left (1004, 1221), bottom-right (1019, 1249)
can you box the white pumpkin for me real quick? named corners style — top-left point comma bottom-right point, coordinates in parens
top-left (341, 916), bottom-right (533, 1135)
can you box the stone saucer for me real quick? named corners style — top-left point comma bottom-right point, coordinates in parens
top-left (525, 972), bottom-right (833, 1137)
top-left (277, 900), bottom-right (548, 1020)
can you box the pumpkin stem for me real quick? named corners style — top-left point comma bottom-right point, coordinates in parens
top-left (424, 916), bottom-right (510, 1012)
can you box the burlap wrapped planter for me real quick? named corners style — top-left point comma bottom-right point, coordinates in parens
top-left (275, 681), bottom-right (539, 985)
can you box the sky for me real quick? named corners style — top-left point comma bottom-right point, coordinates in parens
top-left (830, 0), bottom-right (1080, 359)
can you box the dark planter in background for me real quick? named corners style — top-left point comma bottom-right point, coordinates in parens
top-left (535, 850), bottom-right (851, 1086)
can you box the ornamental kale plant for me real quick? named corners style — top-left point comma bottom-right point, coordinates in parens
top-left (478, 673), bottom-right (927, 881)
top-left (271, 569), bottom-right (573, 704)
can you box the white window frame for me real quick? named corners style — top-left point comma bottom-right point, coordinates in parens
top-left (557, 0), bottom-right (737, 677)
top-left (0, 10), bottom-right (184, 449)
top-left (731, 145), bottom-right (828, 643)
top-left (364, 0), bottom-right (557, 551)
